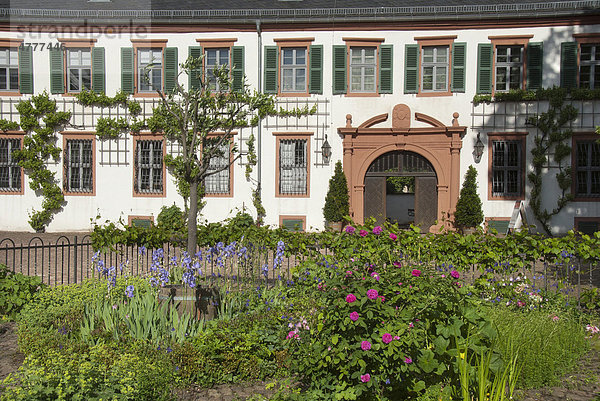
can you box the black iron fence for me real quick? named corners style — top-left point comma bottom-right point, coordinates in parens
top-left (0, 236), bottom-right (306, 287)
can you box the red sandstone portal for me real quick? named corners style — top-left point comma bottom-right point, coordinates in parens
top-left (337, 104), bottom-right (466, 232)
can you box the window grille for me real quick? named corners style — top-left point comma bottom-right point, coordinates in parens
top-left (495, 45), bottom-right (523, 92)
top-left (580, 44), bottom-right (600, 89)
top-left (138, 49), bottom-right (162, 92)
top-left (350, 47), bottom-right (376, 93)
top-left (492, 140), bottom-right (522, 197)
top-left (576, 141), bottom-right (600, 197)
top-left (135, 140), bottom-right (163, 194)
top-left (67, 48), bottom-right (91, 93)
top-left (64, 139), bottom-right (93, 193)
top-left (205, 143), bottom-right (230, 194)
top-left (0, 48), bottom-right (18, 91)
top-left (279, 139), bottom-right (307, 195)
top-left (367, 151), bottom-right (435, 175)
top-left (421, 46), bottom-right (448, 92)
top-left (0, 137), bottom-right (21, 191)
top-left (281, 48), bottom-right (306, 92)
top-left (205, 48), bottom-right (230, 92)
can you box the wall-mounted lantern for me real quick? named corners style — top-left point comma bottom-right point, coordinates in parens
top-left (321, 135), bottom-right (332, 165)
top-left (474, 133), bottom-right (485, 163)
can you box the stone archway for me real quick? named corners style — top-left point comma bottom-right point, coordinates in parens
top-left (338, 104), bottom-right (465, 232)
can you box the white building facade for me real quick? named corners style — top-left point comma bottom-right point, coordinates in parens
top-left (0, 1), bottom-right (599, 235)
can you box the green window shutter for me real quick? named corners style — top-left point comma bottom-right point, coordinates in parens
top-left (332, 45), bottom-right (347, 95)
top-left (309, 45), bottom-right (323, 94)
top-left (404, 44), bottom-right (418, 94)
top-left (451, 42), bottom-right (466, 93)
top-left (121, 47), bottom-right (134, 94)
top-left (91, 47), bottom-right (105, 93)
top-left (561, 42), bottom-right (578, 89)
top-left (49, 47), bottom-right (64, 94)
top-left (379, 44), bottom-right (393, 94)
top-left (476, 43), bottom-right (493, 94)
top-left (164, 47), bottom-right (178, 93)
top-left (232, 46), bottom-right (245, 92)
top-left (18, 46), bottom-right (33, 94)
top-left (487, 219), bottom-right (510, 235)
top-left (264, 46), bottom-right (278, 94)
top-left (526, 42), bottom-right (543, 90)
top-left (188, 46), bottom-right (203, 90)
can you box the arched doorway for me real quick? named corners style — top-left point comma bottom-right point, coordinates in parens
top-left (364, 151), bottom-right (438, 231)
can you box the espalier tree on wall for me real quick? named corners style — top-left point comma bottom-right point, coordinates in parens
top-left (0, 92), bottom-right (71, 232)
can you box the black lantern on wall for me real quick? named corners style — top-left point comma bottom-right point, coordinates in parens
top-left (321, 135), bottom-right (332, 165)
top-left (474, 133), bottom-right (485, 163)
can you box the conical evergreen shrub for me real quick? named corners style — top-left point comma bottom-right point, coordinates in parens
top-left (454, 165), bottom-right (484, 228)
top-left (323, 161), bottom-right (350, 223)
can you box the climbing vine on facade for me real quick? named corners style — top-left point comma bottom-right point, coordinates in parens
top-left (527, 88), bottom-right (578, 236)
top-left (1, 92), bottom-right (72, 231)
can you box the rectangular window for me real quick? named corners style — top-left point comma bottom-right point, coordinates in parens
top-left (0, 137), bottom-right (21, 192)
top-left (350, 47), bottom-right (376, 93)
top-left (205, 143), bottom-right (231, 195)
top-left (138, 48), bottom-right (162, 92)
top-left (64, 139), bottom-right (93, 193)
top-left (421, 46), bottom-right (448, 92)
top-left (0, 48), bottom-right (18, 91)
top-left (67, 48), bottom-right (91, 93)
top-left (279, 139), bottom-right (308, 195)
top-left (492, 140), bottom-right (523, 198)
top-left (495, 45), bottom-right (523, 92)
top-left (575, 141), bottom-right (600, 197)
top-left (281, 47), bottom-right (306, 93)
top-left (135, 140), bottom-right (163, 194)
top-left (205, 48), bottom-right (230, 91)
top-left (580, 44), bottom-right (600, 89)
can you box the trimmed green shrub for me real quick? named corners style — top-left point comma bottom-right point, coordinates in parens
top-left (454, 166), bottom-right (484, 229)
top-left (323, 160), bottom-right (350, 223)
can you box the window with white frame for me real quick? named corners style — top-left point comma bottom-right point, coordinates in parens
top-left (495, 45), bottom-right (523, 92)
top-left (350, 47), bottom-right (376, 93)
top-left (279, 139), bottom-right (307, 195)
top-left (135, 140), bottom-right (163, 194)
top-left (0, 48), bottom-right (18, 91)
top-left (205, 143), bottom-right (230, 195)
top-left (64, 139), bottom-right (93, 193)
top-left (67, 48), bottom-right (92, 93)
top-left (575, 141), bottom-right (600, 197)
top-left (205, 48), bottom-right (230, 91)
top-left (281, 47), bottom-right (306, 92)
top-left (138, 48), bottom-right (162, 92)
top-left (0, 137), bottom-right (21, 191)
top-left (421, 46), bottom-right (449, 92)
top-left (580, 44), bottom-right (600, 89)
top-left (492, 140), bottom-right (523, 197)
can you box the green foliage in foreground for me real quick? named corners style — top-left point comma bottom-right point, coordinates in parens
top-left (0, 264), bottom-right (45, 320)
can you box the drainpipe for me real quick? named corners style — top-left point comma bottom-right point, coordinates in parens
top-left (256, 19), bottom-right (263, 222)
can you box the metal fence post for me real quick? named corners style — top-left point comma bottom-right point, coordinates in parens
top-left (74, 236), bottom-right (78, 284)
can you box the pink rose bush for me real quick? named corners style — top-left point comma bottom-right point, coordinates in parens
top-left (350, 311), bottom-right (359, 321)
top-left (367, 289), bottom-right (378, 299)
top-left (346, 293), bottom-right (357, 303)
top-left (361, 340), bottom-right (371, 351)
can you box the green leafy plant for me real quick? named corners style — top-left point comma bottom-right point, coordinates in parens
top-left (322, 160), bottom-right (350, 224)
top-left (157, 203), bottom-right (187, 233)
top-left (454, 166), bottom-right (484, 229)
top-left (0, 264), bottom-right (45, 320)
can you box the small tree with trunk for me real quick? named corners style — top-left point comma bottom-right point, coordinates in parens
top-left (148, 57), bottom-right (311, 254)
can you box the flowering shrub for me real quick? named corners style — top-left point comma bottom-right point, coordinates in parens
top-left (288, 255), bottom-right (496, 400)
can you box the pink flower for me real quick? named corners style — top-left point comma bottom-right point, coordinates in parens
top-left (346, 293), bottom-right (357, 303)
top-left (552, 315), bottom-right (560, 322)
top-left (393, 262), bottom-right (402, 268)
top-left (393, 336), bottom-right (400, 340)
top-left (450, 270), bottom-right (460, 279)
top-left (441, 274), bottom-right (446, 278)
top-left (350, 311), bottom-right (359, 321)
top-left (398, 282), bottom-right (403, 286)
top-left (404, 357), bottom-right (413, 364)
top-left (359, 229), bottom-right (368, 237)
top-left (360, 373), bottom-right (371, 383)
top-left (367, 289), bottom-right (378, 299)
top-left (286, 330), bottom-right (299, 339)
top-left (409, 322), bottom-right (414, 328)
top-left (378, 296), bottom-right (385, 302)
top-left (373, 226), bottom-right (383, 235)
top-left (345, 225), bottom-right (356, 234)
top-left (382, 333), bottom-right (393, 344)
top-left (370, 272), bottom-right (380, 281)
top-left (361, 341), bottom-right (371, 350)
top-left (411, 269), bottom-right (421, 277)
top-left (389, 233), bottom-right (397, 240)
top-left (517, 300), bottom-right (526, 307)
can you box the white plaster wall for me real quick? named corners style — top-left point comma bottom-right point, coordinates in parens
top-left (1, 23), bottom-right (599, 233)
